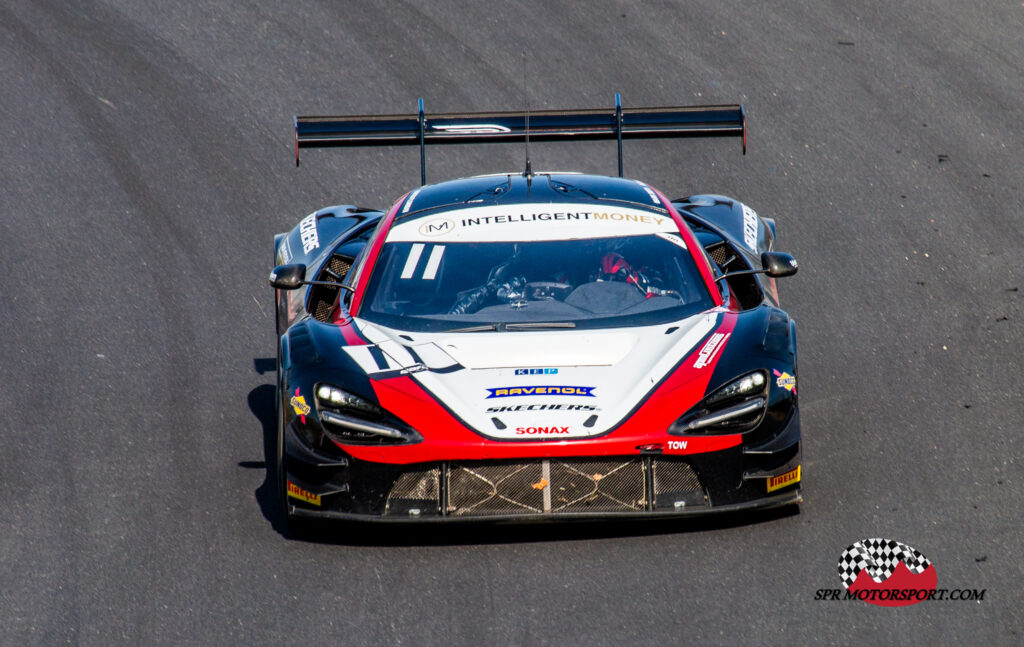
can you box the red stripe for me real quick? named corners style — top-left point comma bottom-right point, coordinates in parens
top-left (652, 187), bottom-right (723, 307)
top-left (334, 314), bottom-right (740, 464)
top-left (333, 314), bottom-right (367, 346)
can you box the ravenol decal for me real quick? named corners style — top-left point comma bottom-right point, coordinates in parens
top-left (693, 333), bottom-right (730, 369)
top-left (287, 481), bottom-right (321, 506)
top-left (514, 368), bottom-right (558, 375)
top-left (418, 218), bottom-right (455, 237)
top-left (486, 386), bottom-right (595, 399)
top-left (767, 465), bottom-right (801, 492)
top-left (290, 388), bottom-right (311, 423)
top-left (774, 369), bottom-right (797, 393)
top-left (298, 212), bottom-right (319, 254)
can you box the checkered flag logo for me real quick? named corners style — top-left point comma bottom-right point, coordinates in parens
top-left (837, 538), bottom-right (932, 589)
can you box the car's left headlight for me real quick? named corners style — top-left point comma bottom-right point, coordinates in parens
top-left (314, 383), bottom-right (421, 445)
top-left (669, 370), bottom-right (768, 435)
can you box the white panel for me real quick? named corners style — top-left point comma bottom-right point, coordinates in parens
top-left (422, 245), bottom-right (445, 280)
top-left (400, 243), bottom-right (425, 279)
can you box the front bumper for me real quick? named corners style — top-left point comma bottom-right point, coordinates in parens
top-left (281, 409), bottom-right (802, 522)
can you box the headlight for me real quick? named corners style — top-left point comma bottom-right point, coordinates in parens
top-left (670, 370), bottom-right (768, 435)
top-left (316, 384), bottom-right (382, 417)
top-left (314, 383), bottom-right (421, 445)
top-left (705, 371), bottom-right (766, 406)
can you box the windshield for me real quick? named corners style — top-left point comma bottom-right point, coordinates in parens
top-left (359, 233), bottom-right (714, 331)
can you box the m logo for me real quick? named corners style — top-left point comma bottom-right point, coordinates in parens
top-left (418, 218), bottom-right (455, 237)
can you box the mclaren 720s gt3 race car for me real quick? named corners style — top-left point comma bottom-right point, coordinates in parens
top-left (269, 98), bottom-right (801, 522)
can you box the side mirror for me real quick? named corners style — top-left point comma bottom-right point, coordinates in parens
top-left (269, 264), bottom-right (306, 289)
top-left (761, 252), bottom-right (798, 278)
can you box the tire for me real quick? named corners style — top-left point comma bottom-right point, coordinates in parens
top-left (275, 344), bottom-right (293, 521)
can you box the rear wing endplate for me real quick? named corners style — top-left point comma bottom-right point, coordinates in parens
top-left (295, 94), bottom-right (745, 184)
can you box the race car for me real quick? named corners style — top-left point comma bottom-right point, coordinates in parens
top-left (269, 98), bottom-right (801, 521)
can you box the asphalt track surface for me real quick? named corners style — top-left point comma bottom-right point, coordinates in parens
top-left (1, 1), bottom-right (1021, 644)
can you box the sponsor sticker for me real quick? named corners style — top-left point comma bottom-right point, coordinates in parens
top-left (290, 388), bottom-right (310, 423)
top-left (299, 213), bottom-right (319, 254)
top-left (693, 332), bottom-right (730, 369)
top-left (773, 369), bottom-right (796, 393)
top-left (514, 368), bottom-right (558, 375)
top-left (277, 239), bottom-right (292, 264)
top-left (287, 480), bottom-right (321, 506)
top-left (486, 386), bottom-right (595, 399)
top-left (766, 465), bottom-right (800, 492)
top-left (515, 426), bottom-right (570, 435)
top-left (741, 204), bottom-right (758, 250)
top-left (418, 218), bottom-right (456, 237)
top-left (457, 210), bottom-right (667, 228)
top-left (487, 403), bottom-right (597, 413)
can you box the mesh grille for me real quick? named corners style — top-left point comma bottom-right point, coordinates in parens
top-left (652, 459), bottom-right (706, 509)
top-left (313, 296), bottom-right (336, 322)
top-left (329, 255), bottom-right (352, 279)
top-left (448, 458), bottom-right (646, 516)
top-left (310, 255), bottom-right (353, 322)
top-left (709, 244), bottom-right (729, 266)
top-left (449, 462), bottom-right (545, 516)
top-left (385, 467), bottom-right (440, 516)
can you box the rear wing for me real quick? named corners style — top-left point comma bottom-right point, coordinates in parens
top-left (294, 94), bottom-right (745, 183)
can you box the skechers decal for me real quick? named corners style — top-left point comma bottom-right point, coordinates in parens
top-left (741, 204), bottom-right (758, 250)
top-left (299, 213), bottom-right (319, 253)
top-left (487, 404), bottom-right (598, 413)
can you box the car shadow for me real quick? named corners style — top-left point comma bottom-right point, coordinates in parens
top-left (244, 360), bottom-right (801, 545)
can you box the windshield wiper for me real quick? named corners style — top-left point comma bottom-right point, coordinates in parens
top-left (442, 323), bottom-right (500, 333)
top-left (505, 322), bottom-right (576, 330)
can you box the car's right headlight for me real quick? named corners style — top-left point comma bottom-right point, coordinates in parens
top-left (669, 370), bottom-right (768, 435)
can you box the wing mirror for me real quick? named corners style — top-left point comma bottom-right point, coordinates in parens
top-left (761, 252), bottom-right (798, 278)
top-left (715, 251), bottom-right (799, 284)
top-left (269, 264), bottom-right (306, 290)
top-left (269, 263), bottom-right (356, 293)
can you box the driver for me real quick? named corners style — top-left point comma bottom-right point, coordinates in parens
top-left (594, 252), bottom-right (676, 299)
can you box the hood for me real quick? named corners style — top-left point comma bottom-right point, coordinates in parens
top-left (344, 314), bottom-right (720, 440)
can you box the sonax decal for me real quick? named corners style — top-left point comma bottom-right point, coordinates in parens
top-left (767, 465), bottom-right (800, 492)
top-left (515, 426), bottom-right (570, 435)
